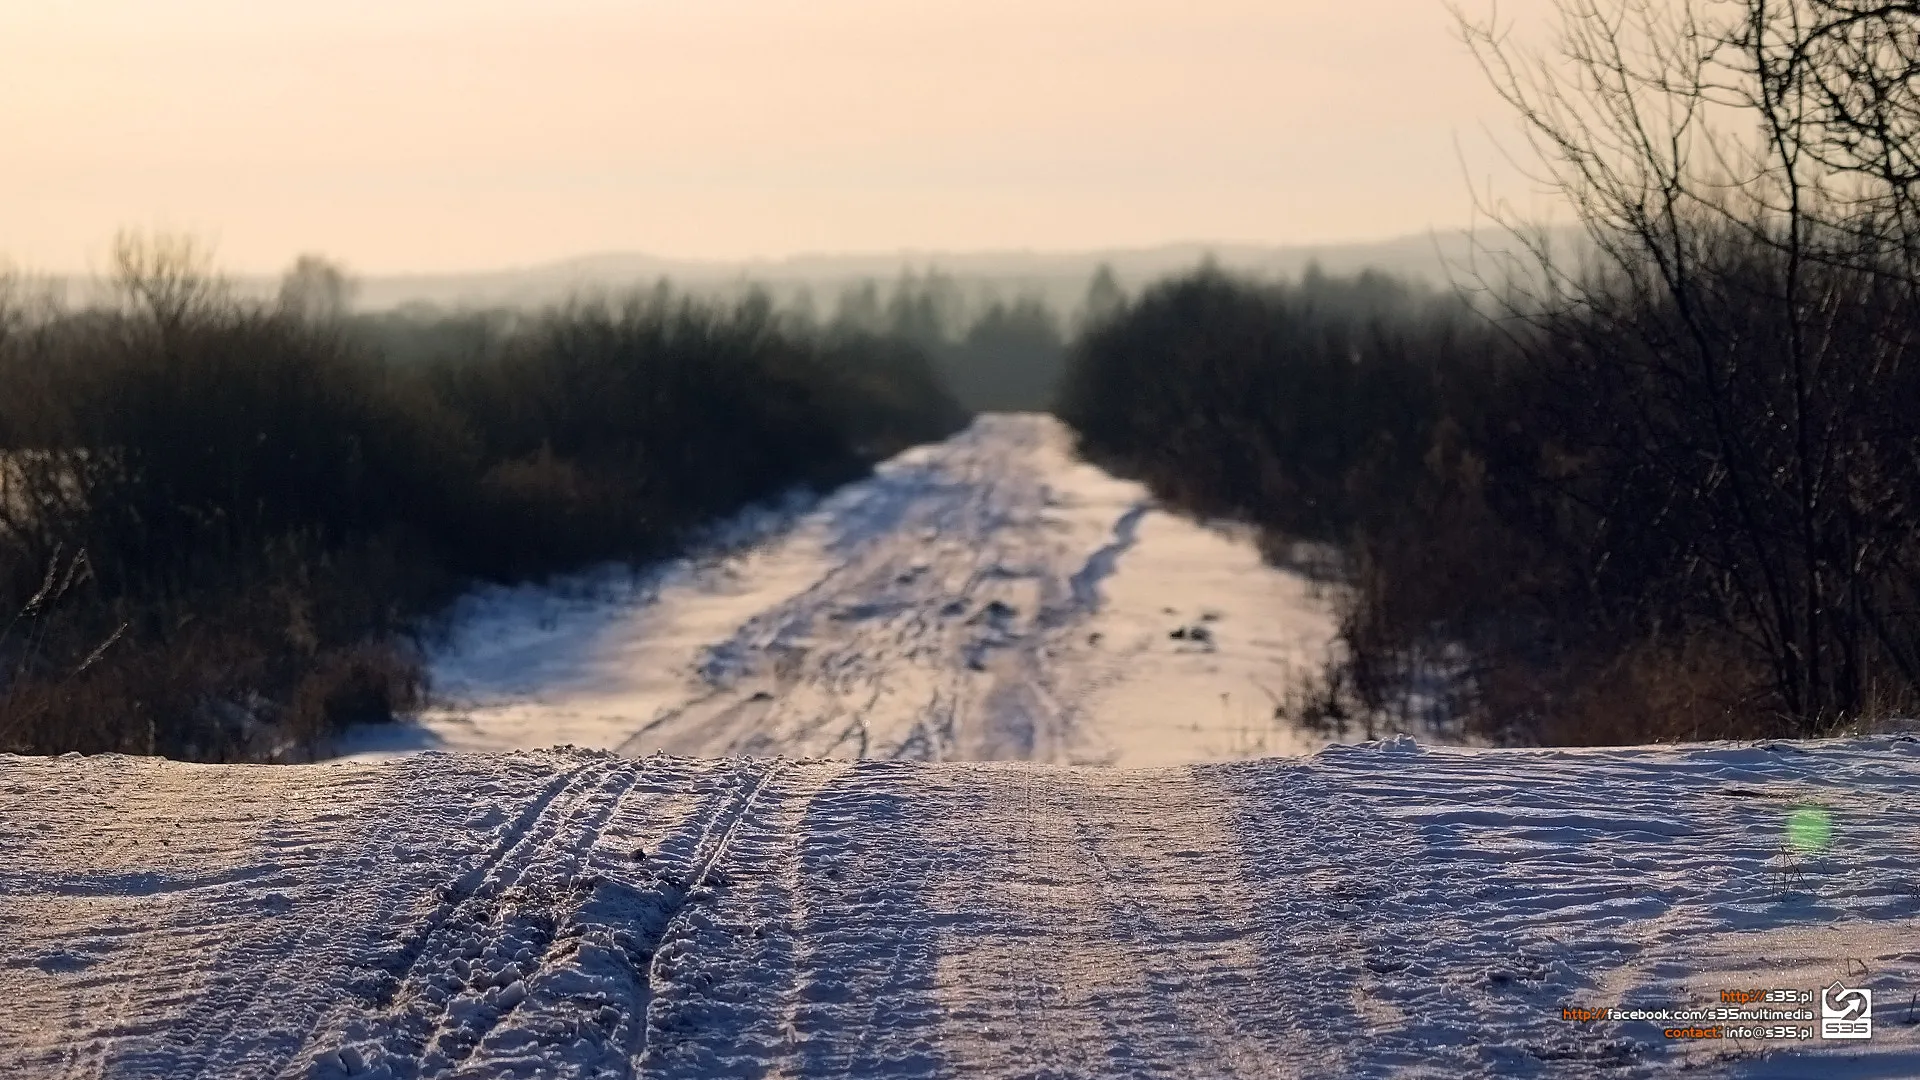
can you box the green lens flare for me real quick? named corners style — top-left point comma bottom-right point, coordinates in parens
top-left (1786, 806), bottom-right (1833, 853)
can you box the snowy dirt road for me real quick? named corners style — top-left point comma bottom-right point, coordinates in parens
top-left (344, 415), bottom-right (1341, 766)
top-left (6, 416), bottom-right (1919, 1078)
top-left (4, 741), bottom-right (1918, 1078)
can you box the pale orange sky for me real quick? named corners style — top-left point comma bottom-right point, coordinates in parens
top-left (1, 0), bottom-right (1543, 274)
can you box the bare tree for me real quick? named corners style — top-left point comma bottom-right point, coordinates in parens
top-left (110, 231), bottom-right (224, 333)
top-left (1454, 0), bottom-right (1920, 731)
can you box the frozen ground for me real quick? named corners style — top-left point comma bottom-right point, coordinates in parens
top-left (344, 414), bottom-right (1343, 765)
top-left (3, 740), bottom-right (1917, 1077)
top-left (4, 416), bottom-right (1917, 1078)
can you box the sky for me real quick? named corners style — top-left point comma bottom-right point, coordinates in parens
top-left (1, 0), bottom-right (1545, 274)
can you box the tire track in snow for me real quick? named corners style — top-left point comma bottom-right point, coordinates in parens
top-left (114, 762), bottom-right (603, 1080)
top-left (922, 764), bottom-right (1336, 1077)
top-left (551, 416), bottom-right (1190, 766)
top-left (1060, 499), bottom-right (1150, 618)
top-left (16, 741), bottom-right (1920, 1077)
top-left (519, 759), bottom-right (961, 1080)
top-left (280, 757), bottom-right (799, 1080)
top-left (286, 757), bottom-right (638, 1079)
top-left (1001, 766), bottom-right (1081, 1077)
top-left (627, 760), bottom-right (895, 1079)
top-left (1060, 772), bottom-right (1285, 1078)
top-left (389, 414), bottom-right (1342, 768)
top-left (626, 758), bottom-right (786, 1075)
top-left (771, 764), bottom-right (950, 1080)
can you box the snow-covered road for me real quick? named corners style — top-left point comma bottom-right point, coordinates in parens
top-left (5, 415), bottom-right (1918, 1078)
top-left (5, 741), bottom-right (1917, 1077)
top-left (346, 414), bottom-right (1342, 766)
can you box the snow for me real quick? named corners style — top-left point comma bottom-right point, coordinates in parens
top-left (342, 414), bottom-right (1342, 765)
top-left (4, 415), bottom-right (1917, 1077)
top-left (3, 740), bottom-right (1917, 1077)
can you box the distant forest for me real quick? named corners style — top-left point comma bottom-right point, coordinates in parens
top-left (344, 268), bottom-right (1089, 415)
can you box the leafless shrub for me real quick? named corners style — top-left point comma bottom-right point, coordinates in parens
top-left (0, 235), bottom-right (966, 759)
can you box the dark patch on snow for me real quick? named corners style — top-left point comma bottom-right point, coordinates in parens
top-left (29, 947), bottom-right (101, 974)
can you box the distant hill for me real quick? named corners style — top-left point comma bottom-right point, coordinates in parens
top-left (39, 228), bottom-right (1580, 315)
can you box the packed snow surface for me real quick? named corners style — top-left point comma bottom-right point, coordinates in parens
top-left (4, 741), bottom-right (1917, 1077)
top-left (343, 414), bottom-right (1342, 765)
top-left (4, 416), bottom-right (1917, 1077)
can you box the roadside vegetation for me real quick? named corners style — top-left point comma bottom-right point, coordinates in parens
top-left (0, 237), bottom-right (965, 760)
top-left (1057, 0), bottom-right (1920, 745)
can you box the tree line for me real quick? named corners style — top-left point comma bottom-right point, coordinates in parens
top-left (1056, 0), bottom-right (1920, 744)
top-left (0, 237), bottom-right (967, 759)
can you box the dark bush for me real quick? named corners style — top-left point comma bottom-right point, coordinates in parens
top-left (430, 293), bottom-right (965, 577)
top-left (0, 246), bottom-right (966, 759)
top-left (1058, 251), bottom-right (1920, 744)
top-left (1057, 266), bottom-right (1489, 542)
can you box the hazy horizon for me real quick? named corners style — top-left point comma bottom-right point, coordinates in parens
top-left (31, 227), bottom-right (1500, 277)
top-left (4, 0), bottom-right (1555, 276)
top-left (27, 227), bottom-right (1567, 314)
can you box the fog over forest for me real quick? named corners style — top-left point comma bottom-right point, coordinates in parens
top-left (23, 228), bottom-right (1566, 315)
